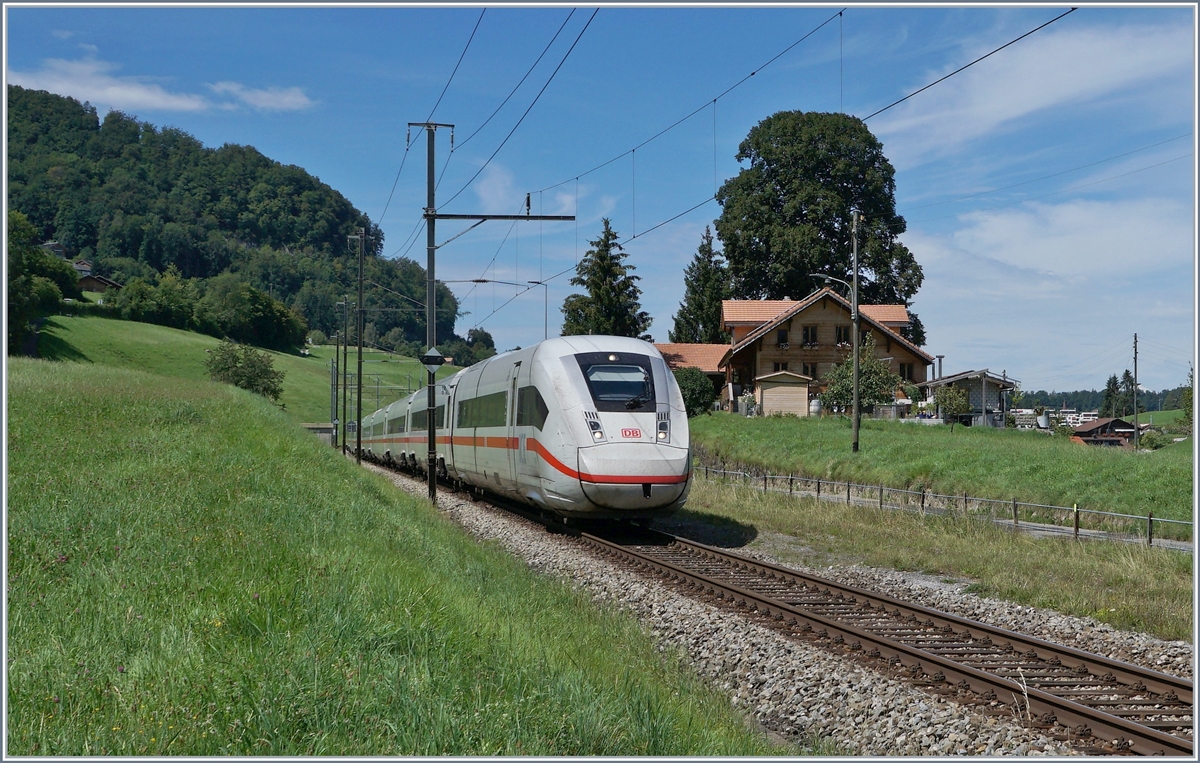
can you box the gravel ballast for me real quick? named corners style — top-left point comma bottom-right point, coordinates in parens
top-left (367, 464), bottom-right (1189, 755)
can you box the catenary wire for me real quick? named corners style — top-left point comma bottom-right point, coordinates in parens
top-left (862, 7), bottom-right (1077, 121)
top-left (531, 8), bottom-right (846, 196)
top-left (439, 9), bottom-right (599, 210)
top-left (377, 10), bottom-right (485, 228)
top-left (455, 10), bottom-right (576, 151)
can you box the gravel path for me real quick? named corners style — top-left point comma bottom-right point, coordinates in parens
top-left (366, 463), bottom-right (1190, 755)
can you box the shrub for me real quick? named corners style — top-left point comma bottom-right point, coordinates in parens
top-left (673, 366), bottom-right (716, 418)
top-left (203, 338), bottom-right (285, 402)
top-left (308, 329), bottom-right (328, 345)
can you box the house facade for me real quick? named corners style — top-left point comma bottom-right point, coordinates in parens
top-left (718, 288), bottom-right (934, 411)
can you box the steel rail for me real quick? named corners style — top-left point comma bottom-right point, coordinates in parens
top-left (575, 528), bottom-right (1192, 757)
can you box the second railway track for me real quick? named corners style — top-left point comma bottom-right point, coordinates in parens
top-left (570, 525), bottom-right (1193, 756)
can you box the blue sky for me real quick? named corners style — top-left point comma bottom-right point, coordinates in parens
top-left (5, 4), bottom-right (1195, 392)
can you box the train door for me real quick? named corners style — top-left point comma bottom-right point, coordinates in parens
top-left (506, 361), bottom-right (521, 487)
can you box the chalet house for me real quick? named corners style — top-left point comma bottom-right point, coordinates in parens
top-left (72, 260), bottom-right (93, 277)
top-left (918, 369), bottom-right (1018, 428)
top-left (78, 273), bottom-right (123, 293)
top-left (39, 241), bottom-right (66, 258)
top-left (1072, 417), bottom-right (1137, 447)
top-left (718, 287), bottom-right (934, 412)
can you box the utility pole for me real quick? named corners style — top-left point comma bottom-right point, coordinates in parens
top-left (851, 210), bottom-right (861, 454)
top-left (1133, 333), bottom-right (1139, 449)
top-left (353, 230), bottom-right (367, 464)
top-left (341, 298), bottom-right (350, 455)
top-left (409, 121), bottom-right (574, 503)
top-left (330, 333), bottom-right (339, 443)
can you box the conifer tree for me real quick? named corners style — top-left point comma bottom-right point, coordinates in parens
top-left (669, 226), bottom-right (731, 344)
top-left (561, 219), bottom-right (652, 340)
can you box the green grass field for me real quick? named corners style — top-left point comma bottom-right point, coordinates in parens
top-left (690, 413), bottom-right (1194, 522)
top-left (38, 315), bottom-right (459, 424)
top-left (7, 358), bottom-right (790, 756)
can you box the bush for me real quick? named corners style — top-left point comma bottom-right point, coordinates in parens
top-left (203, 338), bottom-right (285, 402)
top-left (308, 329), bottom-right (328, 345)
top-left (673, 366), bottom-right (716, 418)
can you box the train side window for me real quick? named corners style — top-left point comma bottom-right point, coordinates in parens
top-left (410, 404), bottom-right (445, 430)
top-left (387, 416), bottom-right (405, 434)
top-left (458, 391), bottom-right (507, 428)
top-left (516, 385), bottom-right (548, 430)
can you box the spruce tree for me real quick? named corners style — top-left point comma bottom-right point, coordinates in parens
top-left (561, 219), bottom-right (652, 340)
top-left (669, 226), bottom-right (731, 344)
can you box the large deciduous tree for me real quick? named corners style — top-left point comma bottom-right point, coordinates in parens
top-left (715, 110), bottom-right (925, 344)
top-left (669, 226), bottom-right (731, 344)
top-left (561, 219), bottom-right (652, 340)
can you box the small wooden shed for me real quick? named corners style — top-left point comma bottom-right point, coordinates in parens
top-left (754, 371), bottom-right (812, 416)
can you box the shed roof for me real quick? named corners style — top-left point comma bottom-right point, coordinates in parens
top-left (918, 369), bottom-right (1019, 390)
top-left (654, 343), bottom-right (728, 374)
top-left (754, 370), bottom-right (812, 383)
top-left (1073, 417), bottom-right (1135, 435)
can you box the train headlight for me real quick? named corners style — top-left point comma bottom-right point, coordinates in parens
top-left (657, 419), bottom-right (670, 442)
top-left (587, 417), bottom-right (606, 441)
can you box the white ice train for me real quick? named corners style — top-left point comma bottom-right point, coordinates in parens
top-left (358, 335), bottom-right (691, 519)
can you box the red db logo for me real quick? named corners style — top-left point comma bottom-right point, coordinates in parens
top-left (621, 428), bottom-right (641, 438)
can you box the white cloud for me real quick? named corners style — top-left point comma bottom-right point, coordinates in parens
top-left (7, 53), bottom-right (313, 114)
top-left (206, 81), bottom-right (314, 111)
top-left (8, 56), bottom-right (209, 111)
top-left (874, 22), bottom-right (1194, 168)
top-left (951, 197), bottom-right (1193, 277)
top-left (51, 29), bottom-right (74, 40)
top-left (904, 197), bottom-right (1194, 390)
top-left (473, 164), bottom-right (518, 215)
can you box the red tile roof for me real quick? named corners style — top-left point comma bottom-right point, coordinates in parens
top-left (859, 304), bottom-right (910, 326)
top-left (654, 343), bottom-right (728, 374)
top-left (722, 300), bottom-right (799, 326)
top-left (724, 287), bottom-right (934, 365)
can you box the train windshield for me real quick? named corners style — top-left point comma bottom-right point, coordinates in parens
top-left (576, 353), bottom-right (656, 412)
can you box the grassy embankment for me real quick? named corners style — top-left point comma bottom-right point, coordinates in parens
top-left (37, 314), bottom-right (456, 424)
top-left (679, 479), bottom-right (1192, 642)
top-left (8, 358), bottom-right (793, 756)
top-left (676, 414), bottom-right (1192, 641)
top-left (690, 413), bottom-right (1193, 522)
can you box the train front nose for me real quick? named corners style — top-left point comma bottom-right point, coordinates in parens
top-left (576, 443), bottom-right (690, 511)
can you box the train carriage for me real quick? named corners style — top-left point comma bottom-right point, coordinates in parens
top-left (359, 335), bottom-right (691, 520)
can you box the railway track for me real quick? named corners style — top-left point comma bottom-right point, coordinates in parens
top-left (369, 459), bottom-right (1192, 756)
top-left (570, 525), bottom-right (1192, 757)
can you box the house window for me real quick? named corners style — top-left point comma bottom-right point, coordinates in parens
top-left (802, 325), bottom-right (818, 345)
top-left (835, 326), bottom-right (850, 345)
top-left (802, 362), bottom-right (818, 379)
top-left (899, 363), bottom-right (914, 381)
top-left (773, 362), bottom-right (789, 372)
top-left (776, 329), bottom-right (788, 345)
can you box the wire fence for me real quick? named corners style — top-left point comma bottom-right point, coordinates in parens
top-left (692, 451), bottom-right (1192, 550)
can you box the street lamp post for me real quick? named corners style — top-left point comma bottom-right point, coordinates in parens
top-left (809, 210), bottom-right (861, 453)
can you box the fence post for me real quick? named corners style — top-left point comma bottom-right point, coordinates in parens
top-left (788, 475), bottom-right (794, 496)
top-left (962, 491), bottom-right (968, 515)
top-left (764, 473), bottom-right (768, 492)
top-left (920, 488), bottom-right (925, 515)
top-left (879, 485), bottom-right (884, 510)
top-left (846, 481), bottom-right (851, 504)
top-left (1012, 497), bottom-right (1019, 529)
top-left (816, 479), bottom-right (821, 499)
top-left (1147, 511), bottom-right (1153, 547)
top-left (1073, 504), bottom-right (1079, 538)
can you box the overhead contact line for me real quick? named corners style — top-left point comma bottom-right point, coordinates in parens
top-left (862, 7), bottom-right (1078, 122)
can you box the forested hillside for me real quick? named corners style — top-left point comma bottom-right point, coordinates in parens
top-left (7, 84), bottom-right (471, 355)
